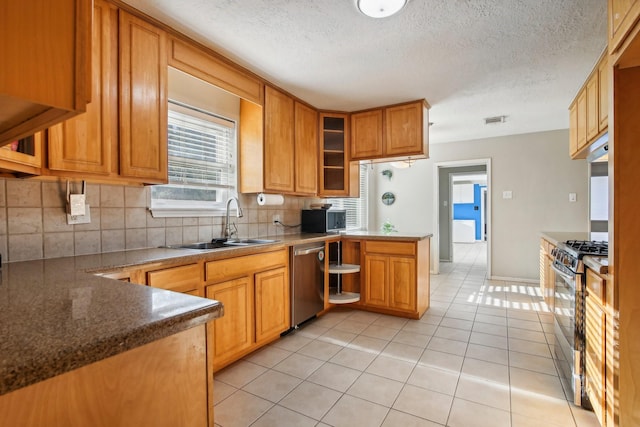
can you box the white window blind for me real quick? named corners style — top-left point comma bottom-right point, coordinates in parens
top-left (150, 101), bottom-right (237, 217)
top-left (328, 163), bottom-right (369, 230)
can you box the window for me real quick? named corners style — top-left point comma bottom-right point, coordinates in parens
top-left (150, 100), bottom-right (237, 217)
top-left (328, 163), bottom-right (369, 230)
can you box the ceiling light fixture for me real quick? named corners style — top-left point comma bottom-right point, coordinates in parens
top-left (357, 0), bottom-right (407, 18)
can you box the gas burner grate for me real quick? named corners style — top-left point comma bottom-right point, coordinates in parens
top-left (565, 240), bottom-right (608, 256)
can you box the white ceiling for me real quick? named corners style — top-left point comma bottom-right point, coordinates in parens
top-left (123, 0), bottom-right (607, 144)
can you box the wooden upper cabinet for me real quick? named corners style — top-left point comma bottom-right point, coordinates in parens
top-left (0, 0), bottom-right (92, 146)
top-left (586, 73), bottom-right (599, 141)
top-left (318, 113), bottom-right (359, 198)
top-left (294, 102), bottom-right (318, 195)
top-left (385, 101), bottom-right (428, 157)
top-left (350, 100), bottom-right (429, 161)
top-left (576, 90), bottom-right (588, 152)
top-left (351, 109), bottom-right (383, 160)
top-left (0, 133), bottom-right (44, 176)
top-left (48, 0), bottom-right (118, 176)
top-left (598, 56), bottom-right (609, 132)
top-left (264, 86), bottom-right (295, 193)
top-left (569, 102), bottom-right (579, 156)
top-left (569, 52), bottom-right (608, 160)
top-left (609, 0), bottom-right (640, 53)
top-left (119, 11), bottom-right (168, 183)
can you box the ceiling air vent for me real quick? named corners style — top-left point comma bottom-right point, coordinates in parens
top-left (484, 115), bottom-right (507, 125)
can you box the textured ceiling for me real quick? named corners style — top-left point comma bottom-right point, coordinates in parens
top-left (122, 0), bottom-right (607, 144)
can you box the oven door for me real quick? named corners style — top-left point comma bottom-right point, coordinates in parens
top-left (551, 264), bottom-right (585, 406)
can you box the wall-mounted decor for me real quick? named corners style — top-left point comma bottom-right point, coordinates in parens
top-left (381, 169), bottom-right (393, 180)
top-left (381, 192), bottom-right (396, 205)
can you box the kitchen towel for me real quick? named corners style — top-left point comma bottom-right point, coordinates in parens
top-left (257, 193), bottom-right (284, 206)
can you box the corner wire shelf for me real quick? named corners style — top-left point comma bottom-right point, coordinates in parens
top-left (328, 241), bottom-right (360, 304)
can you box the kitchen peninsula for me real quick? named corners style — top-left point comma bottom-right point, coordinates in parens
top-left (0, 253), bottom-right (223, 427)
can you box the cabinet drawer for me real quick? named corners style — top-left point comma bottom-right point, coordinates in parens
top-left (365, 240), bottom-right (415, 256)
top-left (147, 263), bottom-right (201, 293)
top-left (206, 249), bottom-right (287, 283)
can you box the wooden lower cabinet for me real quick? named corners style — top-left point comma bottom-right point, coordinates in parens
top-left (586, 292), bottom-right (607, 425)
top-left (359, 238), bottom-right (429, 319)
top-left (255, 267), bottom-right (290, 344)
top-left (0, 326), bottom-right (209, 427)
top-left (539, 238), bottom-right (556, 308)
top-left (585, 267), bottom-right (617, 427)
top-left (205, 249), bottom-right (289, 372)
top-left (206, 277), bottom-right (254, 371)
top-left (147, 263), bottom-right (201, 294)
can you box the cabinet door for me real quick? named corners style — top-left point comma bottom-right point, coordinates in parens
top-left (0, 133), bottom-right (43, 175)
top-left (576, 90), bottom-right (588, 151)
top-left (585, 294), bottom-right (606, 427)
top-left (48, 0), bottom-right (118, 175)
top-left (0, 0), bottom-right (91, 145)
top-left (351, 109), bottom-right (383, 160)
top-left (586, 74), bottom-right (599, 141)
top-left (385, 102), bottom-right (425, 157)
top-left (264, 86), bottom-right (295, 192)
top-left (569, 102), bottom-right (579, 157)
top-left (206, 277), bottom-right (254, 371)
top-left (598, 57), bottom-right (609, 132)
top-left (119, 11), bottom-right (168, 183)
top-left (364, 255), bottom-right (388, 307)
top-left (609, 0), bottom-right (640, 52)
top-left (255, 267), bottom-right (290, 344)
top-left (388, 256), bottom-right (416, 311)
top-left (294, 102), bottom-right (318, 195)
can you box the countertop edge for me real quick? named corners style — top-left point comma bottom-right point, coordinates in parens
top-left (1, 301), bottom-right (222, 396)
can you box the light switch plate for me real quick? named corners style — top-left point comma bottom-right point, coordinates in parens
top-left (569, 193), bottom-right (577, 202)
top-left (502, 191), bottom-right (513, 199)
top-left (67, 205), bottom-right (91, 225)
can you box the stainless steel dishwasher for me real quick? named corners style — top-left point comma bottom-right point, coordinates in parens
top-left (290, 242), bottom-right (325, 328)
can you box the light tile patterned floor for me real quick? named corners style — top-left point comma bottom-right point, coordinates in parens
top-left (213, 242), bottom-right (601, 427)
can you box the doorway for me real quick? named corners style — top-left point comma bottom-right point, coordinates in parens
top-left (432, 159), bottom-right (491, 276)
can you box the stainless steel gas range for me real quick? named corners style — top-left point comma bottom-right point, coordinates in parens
top-left (551, 239), bottom-right (608, 408)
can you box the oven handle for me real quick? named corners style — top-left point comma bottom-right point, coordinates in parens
top-left (551, 264), bottom-right (576, 283)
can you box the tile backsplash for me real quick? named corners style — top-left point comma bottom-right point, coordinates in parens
top-left (1, 178), bottom-right (316, 262)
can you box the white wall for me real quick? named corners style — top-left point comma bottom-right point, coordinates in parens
top-left (369, 129), bottom-right (589, 280)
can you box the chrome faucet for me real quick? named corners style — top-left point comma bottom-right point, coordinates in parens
top-left (225, 196), bottom-right (243, 239)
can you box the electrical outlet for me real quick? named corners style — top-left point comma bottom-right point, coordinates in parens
top-left (67, 205), bottom-right (91, 225)
top-left (273, 214), bottom-right (281, 224)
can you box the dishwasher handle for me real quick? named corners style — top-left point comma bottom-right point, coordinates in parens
top-left (294, 246), bottom-right (324, 256)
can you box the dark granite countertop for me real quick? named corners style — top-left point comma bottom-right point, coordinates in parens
top-left (0, 258), bottom-right (222, 396)
top-left (0, 231), bottom-right (432, 396)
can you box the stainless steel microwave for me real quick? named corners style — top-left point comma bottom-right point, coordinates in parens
top-left (301, 209), bottom-right (346, 233)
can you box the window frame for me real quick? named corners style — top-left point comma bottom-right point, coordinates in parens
top-left (149, 100), bottom-right (238, 218)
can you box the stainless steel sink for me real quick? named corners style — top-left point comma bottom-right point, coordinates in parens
top-left (173, 242), bottom-right (226, 250)
top-left (167, 239), bottom-right (278, 250)
top-left (223, 239), bottom-right (278, 246)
